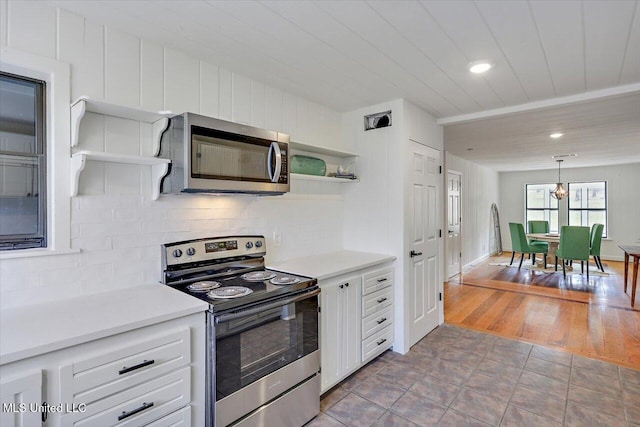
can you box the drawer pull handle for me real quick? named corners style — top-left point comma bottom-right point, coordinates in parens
top-left (118, 402), bottom-right (154, 421)
top-left (376, 297), bottom-right (388, 303)
top-left (339, 284), bottom-right (344, 289)
top-left (377, 278), bottom-right (388, 283)
top-left (377, 338), bottom-right (387, 346)
top-left (345, 282), bottom-right (349, 287)
top-left (119, 359), bottom-right (155, 375)
top-left (377, 317), bottom-right (387, 324)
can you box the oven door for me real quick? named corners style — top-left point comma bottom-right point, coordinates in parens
top-left (212, 288), bottom-right (320, 427)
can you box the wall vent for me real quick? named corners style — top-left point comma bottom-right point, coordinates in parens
top-left (364, 110), bottom-right (392, 131)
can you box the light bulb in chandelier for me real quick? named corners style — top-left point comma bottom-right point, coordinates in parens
top-left (550, 160), bottom-right (569, 200)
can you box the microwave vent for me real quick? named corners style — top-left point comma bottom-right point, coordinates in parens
top-left (364, 110), bottom-right (392, 131)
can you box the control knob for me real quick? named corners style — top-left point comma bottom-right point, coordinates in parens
top-left (172, 249), bottom-right (183, 258)
top-left (255, 240), bottom-right (263, 248)
top-left (246, 241), bottom-right (254, 249)
top-left (186, 247), bottom-right (196, 256)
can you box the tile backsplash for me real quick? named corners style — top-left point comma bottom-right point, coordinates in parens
top-left (1, 189), bottom-right (344, 309)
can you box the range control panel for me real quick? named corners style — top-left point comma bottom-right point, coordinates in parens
top-left (162, 235), bottom-right (266, 267)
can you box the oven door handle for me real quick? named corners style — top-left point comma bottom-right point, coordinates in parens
top-left (215, 288), bottom-right (320, 324)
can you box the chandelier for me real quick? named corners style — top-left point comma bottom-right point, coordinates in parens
top-left (550, 159), bottom-right (568, 200)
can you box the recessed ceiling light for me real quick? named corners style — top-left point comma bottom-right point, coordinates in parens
top-left (549, 133), bottom-right (564, 139)
top-left (468, 60), bottom-right (494, 74)
top-left (552, 153), bottom-right (578, 159)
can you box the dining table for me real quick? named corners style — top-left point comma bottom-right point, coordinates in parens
top-left (619, 245), bottom-right (640, 308)
top-left (526, 233), bottom-right (560, 255)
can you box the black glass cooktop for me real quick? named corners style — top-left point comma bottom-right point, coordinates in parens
top-left (170, 269), bottom-right (317, 313)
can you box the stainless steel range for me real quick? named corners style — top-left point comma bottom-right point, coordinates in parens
top-left (161, 235), bottom-right (320, 427)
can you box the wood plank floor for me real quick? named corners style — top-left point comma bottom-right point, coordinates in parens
top-left (444, 254), bottom-right (640, 370)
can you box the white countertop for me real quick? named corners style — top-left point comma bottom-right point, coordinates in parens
top-left (268, 250), bottom-right (396, 280)
top-left (0, 285), bottom-right (208, 365)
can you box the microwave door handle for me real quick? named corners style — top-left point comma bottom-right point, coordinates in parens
top-left (267, 141), bottom-right (282, 183)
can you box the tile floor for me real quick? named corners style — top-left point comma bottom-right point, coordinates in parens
top-left (308, 324), bottom-right (640, 427)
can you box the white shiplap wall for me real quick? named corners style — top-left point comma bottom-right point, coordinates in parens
top-left (0, 2), bottom-right (346, 309)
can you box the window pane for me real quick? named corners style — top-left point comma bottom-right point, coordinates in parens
top-left (0, 72), bottom-right (46, 250)
top-left (588, 211), bottom-right (606, 231)
top-left (587, 182), bottom-right (606, 208)
top-left (0, 154), bottom-right (41, 235)
top-left (0, 74), bottom-right (38, 154)
top-left (550, 210), bottom-right (558, 233)
top-left (569, 210), bottom-right (582, 226)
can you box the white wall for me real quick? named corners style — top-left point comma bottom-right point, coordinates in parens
top-left (499, 163), bottom-right (640, 261)
top-left (444, 153), bottom-right (500, 271)
top-left (342, 99), bottom-right (444, 353)
top-left (0, 2), bottom-right (347, 309)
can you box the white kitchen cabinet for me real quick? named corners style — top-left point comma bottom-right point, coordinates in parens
top-left (0, 369), bottom-right (43, 427)
top-left (319, 275), bottom-right (361, 392)
top-left (360, 268), bottom-right (394, 363)
top-left (319, 265), bottom-right (395, 393)
top-left (0, 312), bottom-right (205, 427)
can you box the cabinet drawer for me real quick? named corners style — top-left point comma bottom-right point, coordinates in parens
top-left (362, 268), bottom-right (393, 295)
top-left (362, 287), bottom-right (393, 318)
top-left (361, 325), bottom-right (393, 362)
top-left (146, 406), bottom-right (191, 426)
top-left (73, 367), bottom-right (190, 427)
top-left (362, 306), bottom-right (393, 339)
top-left (61, 329), bottom-right (190, 404)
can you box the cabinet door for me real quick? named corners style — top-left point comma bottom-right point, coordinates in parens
top-left (320, 282), bottom-right (341, 392)
top-left (340, 277), bottom-right (361, 377)
top-left (319, 276), bottom-right (361, 393)
top-left (0, 370), bottom-right (42, 427)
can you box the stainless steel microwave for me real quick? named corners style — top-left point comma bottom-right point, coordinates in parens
top-left (159, 113), bottom-right (290, 195)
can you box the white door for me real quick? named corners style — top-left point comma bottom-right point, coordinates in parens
top-left (447, 172), bottom-right (462, 278)
top-left (407, 140), bottom-right (440, 348)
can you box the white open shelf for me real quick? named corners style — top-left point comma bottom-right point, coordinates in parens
top-left (71, 150), bottom-right (170, 200)
top-left (289, 141), bottom-right (358, 158)
top-left (70, 96), bottom-right (171, 154)
top-left (291, 173), bottom-right (359, 183)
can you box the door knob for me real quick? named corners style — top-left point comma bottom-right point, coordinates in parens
top-left (410, 250), bottom-right (422, 258)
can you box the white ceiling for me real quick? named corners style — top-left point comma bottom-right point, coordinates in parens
top-left (45, 0), bottom-right (640, 170)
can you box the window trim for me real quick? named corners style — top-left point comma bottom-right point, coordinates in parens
top-left (0, 47), bottom-right (75, 259)
top-left (0, 71), bottom-right (47, 249)
top-left (524, 183), bottom-right (559, 233)
top-left (567, 180), bottom-right (608, 238)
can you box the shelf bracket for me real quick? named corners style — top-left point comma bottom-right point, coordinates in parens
top-left (151, 117), bottom-right (170, 156)
top-left (150, 162), bottom-right (170, 200)
top-left (70, 153), bottom-right (87, 197)
top-left (70, 99), bottom-right (87, 148)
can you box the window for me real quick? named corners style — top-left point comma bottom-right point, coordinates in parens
top-left (568, 181), bottom-right (607, 237)
top-left (0, 71), bottom-right (47, 250)
top-left (525, 183), bottom-right (559, 233)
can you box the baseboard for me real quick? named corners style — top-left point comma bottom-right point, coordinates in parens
top-left (464, 253), bottom-right (491, 269)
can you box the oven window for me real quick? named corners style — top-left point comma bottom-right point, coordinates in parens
top-left (215, 295), bottom-right (318, 401)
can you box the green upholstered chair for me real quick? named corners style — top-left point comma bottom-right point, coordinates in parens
top-left (555, 226), bottom-right (591, 279)
top-left (590, 223), bottom-right (605, 272)
top-left (527, 220), bottom-right (549, 255)
top-left (509, 222), bottom-right (548, 269)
